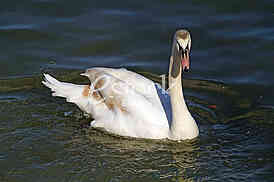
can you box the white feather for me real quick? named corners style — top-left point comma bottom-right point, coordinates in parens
top-left (42, 69), bottom-right (169, 139)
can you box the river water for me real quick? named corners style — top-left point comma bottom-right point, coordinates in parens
top-left (0, 0), bottom-right (274, 181)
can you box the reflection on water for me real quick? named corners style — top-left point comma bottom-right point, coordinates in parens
top-left (69, 128), bottom-right (200, 181)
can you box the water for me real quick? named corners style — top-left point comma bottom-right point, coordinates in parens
top-left (0, 0), bottom-right (274, 181)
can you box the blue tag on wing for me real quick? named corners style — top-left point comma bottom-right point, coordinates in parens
top-left (155, 83), bottom-right (172, 127)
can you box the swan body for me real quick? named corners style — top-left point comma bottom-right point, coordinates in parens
top-left (42, 29), bottom-right (199, 140)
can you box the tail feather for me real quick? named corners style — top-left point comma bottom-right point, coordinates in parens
top-left (42, 74), bottom-right (85, 102)
top-left (42, 73), bottom-right (110, 118)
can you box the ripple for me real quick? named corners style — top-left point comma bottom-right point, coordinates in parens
top-left (0, 24), bottom-right (36, 30)
top-left (101, 9), bottom-right (138, 16)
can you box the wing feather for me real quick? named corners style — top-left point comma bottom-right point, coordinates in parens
top-left (81, 68), bottom-right (168, 127)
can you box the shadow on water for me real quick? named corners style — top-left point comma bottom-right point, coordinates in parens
top-left (0, 71), bottom-right (274, 182)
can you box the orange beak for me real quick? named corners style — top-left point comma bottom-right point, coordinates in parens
top-left (181, 49), bottom-right (190, 72)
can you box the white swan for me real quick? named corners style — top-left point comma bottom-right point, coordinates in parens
top-left (42, 29), bottom-right (199, 140)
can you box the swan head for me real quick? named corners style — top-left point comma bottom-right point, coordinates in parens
top-left (174, 29), bottom-right (191, 72)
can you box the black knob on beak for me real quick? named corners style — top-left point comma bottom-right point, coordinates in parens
top-left (183, 67), bottom-right (189, 72)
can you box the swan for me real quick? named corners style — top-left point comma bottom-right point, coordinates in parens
top-left (42, 29), bottom-right (199, 140)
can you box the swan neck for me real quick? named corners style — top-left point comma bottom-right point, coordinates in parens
top-left (168, 38), bottom-right (199, 140)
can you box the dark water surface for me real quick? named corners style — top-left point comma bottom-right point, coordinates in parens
top-left (1, 0), bottom-right (274, 181)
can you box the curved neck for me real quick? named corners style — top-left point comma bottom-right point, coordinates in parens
top-left (168, 38), bottom-right (199, 140)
